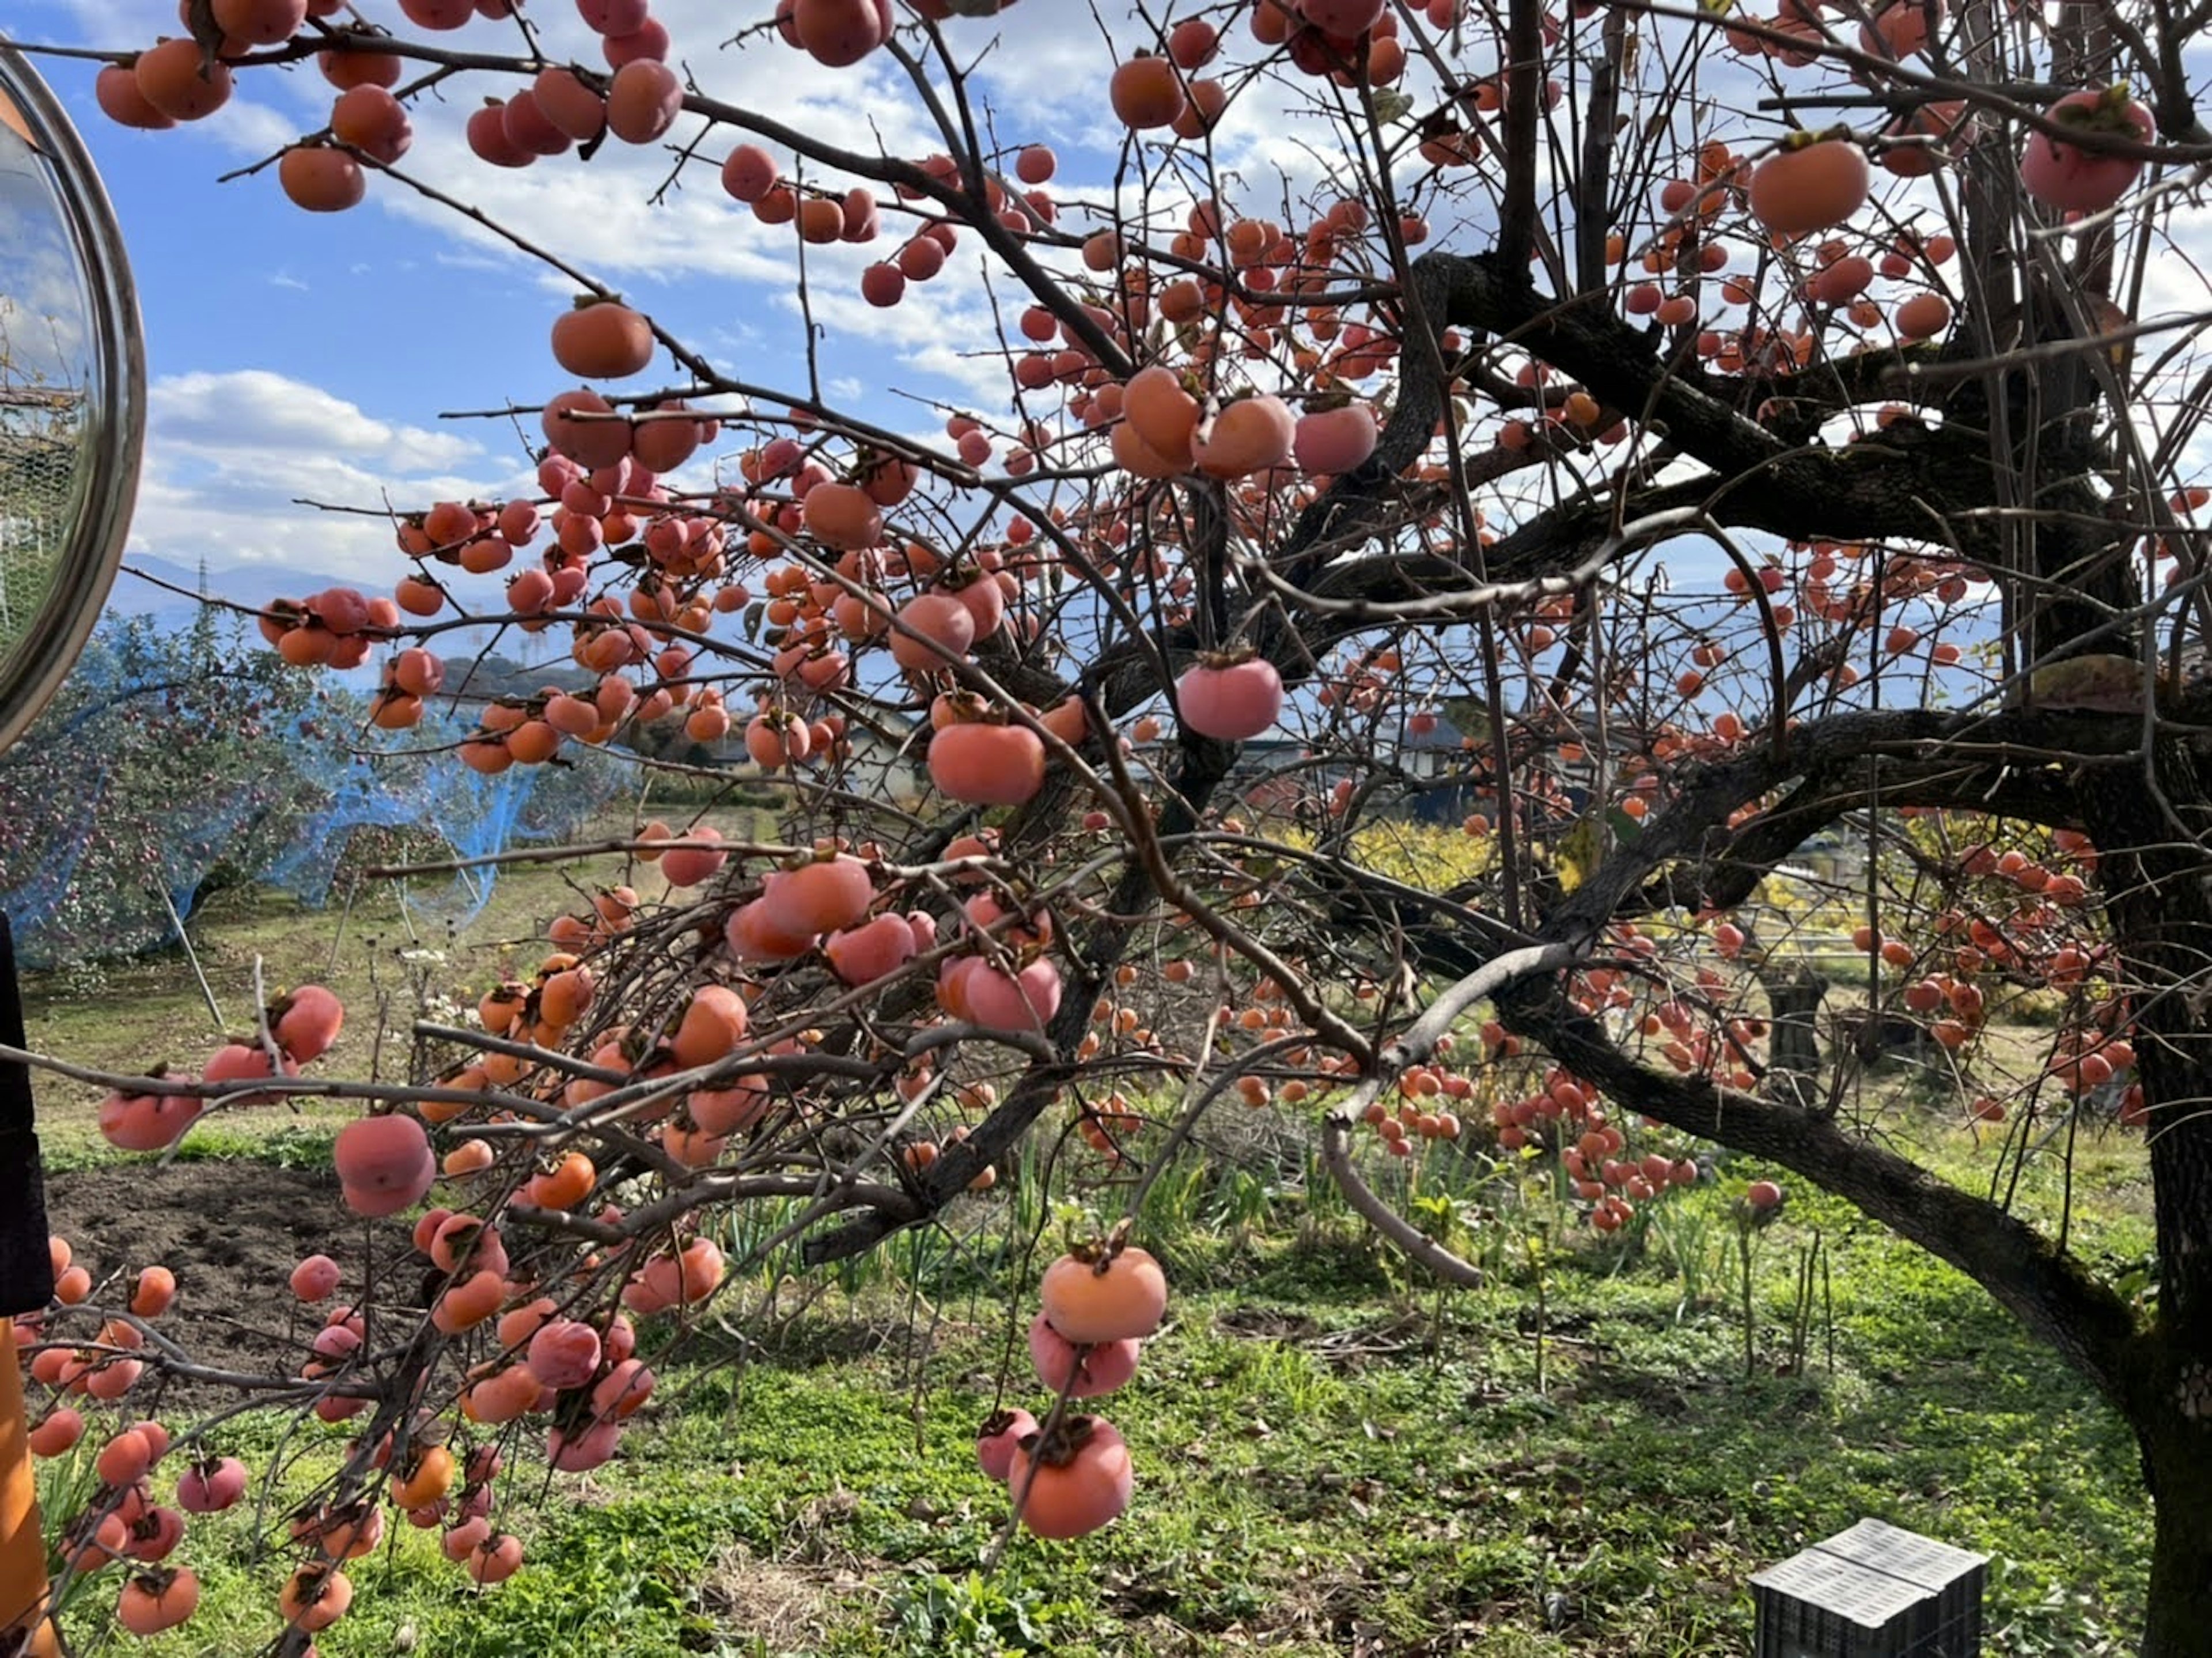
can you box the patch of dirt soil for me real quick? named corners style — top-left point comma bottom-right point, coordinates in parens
top-left (40, 1161), bottom-right (353, 1403)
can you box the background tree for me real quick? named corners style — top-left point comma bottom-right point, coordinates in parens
top-left (13, 0), bottom-right (2212, 1651)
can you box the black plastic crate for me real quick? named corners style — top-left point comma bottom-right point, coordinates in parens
top-left (1751, 1519), bottom-right (1986, 1657)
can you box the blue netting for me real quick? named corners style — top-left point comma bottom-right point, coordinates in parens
top-left (0, 614), bottom-right (621, 969)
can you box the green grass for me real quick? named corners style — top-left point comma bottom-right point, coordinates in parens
top-left (18, 805), bottom-right (774, 1167)
top-left (13, 848), bottom-right (2158, 1657)
top-left (43, 1183), bottom-right (2147, 1657)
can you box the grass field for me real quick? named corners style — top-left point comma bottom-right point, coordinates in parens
top-left (10, 839), bottom-right (2157, 1657)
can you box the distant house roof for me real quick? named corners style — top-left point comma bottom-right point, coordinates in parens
top-left (1399, 716), bottom-right (1474, 753)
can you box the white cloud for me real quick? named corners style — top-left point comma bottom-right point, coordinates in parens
top-left (130, 369), bottom-right (520, 581)
top-left (150, 369), bottom-right (483, 473)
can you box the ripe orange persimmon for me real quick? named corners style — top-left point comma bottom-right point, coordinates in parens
top-left (1109, 55), bottom-right (1186, 130)
top-left (533, 66), bottom-right (607, 141)
top-left (1122, 366), bottom-right (1201, 464)
top-left (1039, 1244), bottom-right (1168, 1343)
top-left (279, 1564), bottom-right (353, 1632)
top-left (606, 58), bottom-right (683, 143)
top-left (529, 1149), bottom-right (598, 1210)
top-left (278, 146), bottom-right (365, 213)
top-left (1008, 1414), bottom-right (1133, 1538)
top-left (1193, 394), bottom-right (1295, 479)
top-left (431, 1269), bottom-right (505, 1334)
top-left (1749, 136), bottom-right (1870, 236)
top-left (541, 388), bottom-right (632, 468)
top-left (929, 719), bottom-right (1046, 805)
top-left (334, 1114), bottom-right (434, 1217)
top-left (888, 591), bottom-right (977, 673)
top-left (1178, 654), bottom-right (1283, 740)
top-left (669, 984), bottom-right (752, 1065)
top-left (272, 984), bottom-right (344, 1061)
top-left (552, 298), bottom-right (655, 379)
top-left (134, 39), bottom-right (233, 122)
top-left (1895, 291), bottom-right (1953, 339)
top-left (215, 0), bottom-right (308, 45)
top-left (389, 1444), bottom-right (454, 1509)
top-left (802, 481), bottom-right (883, 550)
top-left (329, 84), bottom-right (411, 162)
top-left (760, 855), bottom-right (873, 940)
top-left (793, 0), bottom-right (892, 66)
top-left (96, 63), bottom-right (175, 130)
top-left (117, 1568), bottom-right (200, 1636)
top-left (1028, 1312), bottom-right (1141, 1397)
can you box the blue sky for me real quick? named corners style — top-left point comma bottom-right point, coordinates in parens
top-left (9, 2), bottom-right (2207, 693)
top-left (8, 1), bottom-right (1234, 610)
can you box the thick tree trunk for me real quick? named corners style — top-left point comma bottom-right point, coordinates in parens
top-left (2079, 746), bottom-right (2212, 1655)
top-left (2139, 1402), bottom-right (2212, 1657)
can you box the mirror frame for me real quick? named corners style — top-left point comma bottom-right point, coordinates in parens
top-left (0, 41), bottom-right (143, 756)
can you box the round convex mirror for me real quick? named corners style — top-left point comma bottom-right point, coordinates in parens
top-left (0, 41), bottom-right (143, 756)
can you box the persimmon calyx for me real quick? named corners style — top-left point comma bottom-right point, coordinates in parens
top-left (1021, 1412), bottom-right (1104, 1469)
top-left (1193, 644), bottom-right (1262, 670)
top-left (1775, 124), bottom-right (1858, 152)
top-left (2049, 84), bottom-right (2146, 135)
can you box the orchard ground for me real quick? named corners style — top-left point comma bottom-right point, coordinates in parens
top-left (20, 816), bottom-right (2153, 1656)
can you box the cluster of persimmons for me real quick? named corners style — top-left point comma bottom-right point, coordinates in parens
top-left (9, 0), bottom-right (2176, 1645)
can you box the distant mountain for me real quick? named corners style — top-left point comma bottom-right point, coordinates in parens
top-left (103, 554), bottom-right (353, 632)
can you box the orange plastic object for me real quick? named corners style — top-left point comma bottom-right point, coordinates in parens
top-left (0, 1320), bottom-right (52, 1656)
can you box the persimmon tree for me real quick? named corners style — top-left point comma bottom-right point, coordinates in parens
top-left (13, 0), bottom-right (2212, 1651)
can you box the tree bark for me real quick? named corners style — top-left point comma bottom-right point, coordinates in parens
top-left (2138, 1394), bottom-right (2212, 1657)
top-left (2074, 736), bottom-right (2212, 1652)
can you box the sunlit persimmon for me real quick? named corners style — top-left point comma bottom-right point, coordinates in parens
top-left (762, 855), bottom-right (873, 939)
top-left (1028, 1312), bottom-right (1141, 1397)
top-left (825, 912), bottom-right (918, 986)
top-left (1039, 1245), bottom-right (1168, 1343)
top-left (2021, 86), bottom-right (2152, 213)
top-left (1178, 654), bottom-right (1283, 740)
top-left (334, 1113), bottom-right (434, 1216)
top-left (606, 57), bottom-right (683, 143)
top-left (541, 388), bottom-right (632, 469)
top-left (1109, 55), bottom-right (1186, 130)
top-left (117, 1568), bottom-right (200, 1636)
top-left (1749, 136), bottom-right (1870, 236)
top-left (552, 298), bottom-right (655, 379)
top-left (279, 1564), bottom-right (353, 1633)
top-left (726, 898), bottom-right (813, 962)
top-left (669, 984), bottom-right (751, 1067)
top-left (976, 1408), bottom-right (1039, 1482)
top-left (1122, 366), bottom-right (1200, 465)
top-left (533, 66), bottom-right (607, 141)
top-left (134, 38), bottom-right (233, 122)
top-left (1008, 1414), bottom-right (1133, 1538)
top-left (963, 959), bottom-right (1063, 1033)
top-left (128, 1266), bottom-right (176, 1319)
top-left (1193, 394), bottom-right (1296, 479)
top-left (389, 1444), bottom-right (455, 1509)
top-left (888, 591), bottom-right (976, 673)
top-left (430, 1269), bottom-right (505, 1335)
top-left (929, 720), bottom-right (1046, 805)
